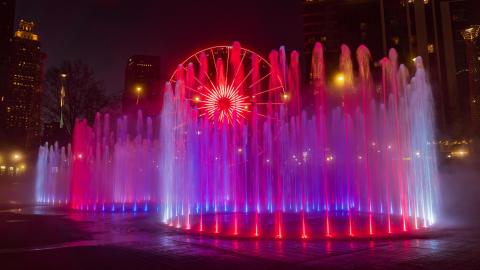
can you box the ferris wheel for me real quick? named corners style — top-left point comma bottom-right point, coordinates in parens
top-left (169, 42), bottom-right (287, 124)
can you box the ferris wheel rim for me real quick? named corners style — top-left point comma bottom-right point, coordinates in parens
top-left (168, 45), bottom-right (275, 83)
top-left (167, 43), bottom-right (288, 124)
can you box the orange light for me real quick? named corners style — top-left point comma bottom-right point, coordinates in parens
top-left (135, 86), bottom-right (143, 104)
top-left (450, 149), bottom-right (469, 158)
top-left (334, 73), bottom-right (345, 88)
top-left (11, 152), bottom-right (22, 161)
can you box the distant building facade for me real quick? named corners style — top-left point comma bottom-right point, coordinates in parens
top-left (122, 55), bottom-right (162, 116)
top-left (0, 0), bottom-right (15, 144)
top-left (302, 0), bottom-right (480, 136)
top-left (430, 0), bottom-right (479, 136)
top-left (42, 122), bottom-right (69, 146)
top-left (4, 20), bottom-right (46, 148)
top-left (461, 26), bottom-right (480, 134)
top-left (303, 0), bottom-right (390, 78)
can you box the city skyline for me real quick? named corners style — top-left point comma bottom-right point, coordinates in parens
top-left (1, 1), bottom-right (480, 270)
top-left (14, 0), bottom-right (304, 93)
top-left (0, 0), bottom-right (477, 149)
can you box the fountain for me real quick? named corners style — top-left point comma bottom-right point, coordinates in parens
top-left (35, 41), bottom-right (438, 238)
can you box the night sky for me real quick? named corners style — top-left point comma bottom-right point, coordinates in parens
top-left (15, 0), bottom-right (304, 94)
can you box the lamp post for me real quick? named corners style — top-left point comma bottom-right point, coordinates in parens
top-left (334, 73), bottom-right (346, 88)
top-left (59, 73), bottom-right (67, 128)
top-left (135, 86), bottom-right (143, 105)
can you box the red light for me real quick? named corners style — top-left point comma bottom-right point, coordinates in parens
top-left (369, 214), bottom-right (373, 235)
top-left (215, 214), bottom-right (220, 234)
top-left (199, 84), bottom-right (249, 124)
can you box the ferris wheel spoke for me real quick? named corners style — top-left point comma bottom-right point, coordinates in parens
top-left (169, 45), bottom-right (286, 124)
top-left (183, 67), bottom-right (215, 94)
top-left (255, 112), bottom-right (278, 121)
top-left (247, 72), bottom-right (271, 89)
top-left (253, 86), bottom-right (284, 97)
top-left (233, 68), bottom-right (254, 93)
top-left (194, 55), bottom-right (216, 89)
top-left (183, 85), bottom-right (209, 98)
top-left (210, 48), bottom-right (221, 85)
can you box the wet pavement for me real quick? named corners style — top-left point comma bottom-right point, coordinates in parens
top-left (0, 205), bottom-right (479, 270)
top-left (1, 158), bottom-right (480, 269)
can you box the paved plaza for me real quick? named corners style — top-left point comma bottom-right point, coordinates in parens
top-left (0, 159), bottom-right (479, 270)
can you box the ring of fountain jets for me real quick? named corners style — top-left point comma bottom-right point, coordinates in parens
top-left (36, 41), bottom-right (438, 239)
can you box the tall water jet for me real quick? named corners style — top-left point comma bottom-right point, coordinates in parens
top-left (35, 42), bottom-right (438, 239)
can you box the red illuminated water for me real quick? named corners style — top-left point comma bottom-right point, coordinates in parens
top-left (36, 42), bottom-right (438, 239)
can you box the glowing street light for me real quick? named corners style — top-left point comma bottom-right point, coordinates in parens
top-left (334, 73), bottom-right (346, 88)
top-left (59, 73), bottom-right (67, 128)
top-left (450, 149), bottom-right (469, 159)
top-left (11, 152), bottom-right (22, 161)
top-left (135, 86), bottom-right (143, 104)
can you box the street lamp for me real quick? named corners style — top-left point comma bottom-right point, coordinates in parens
top-left (11, 152), bottom-right (22, 162)
top-left (135, 86), bottom-right (143, 104)
top-left (59, 73), bottom-right (67, 128)
top-left (334, 72), bottom-right (346, 88)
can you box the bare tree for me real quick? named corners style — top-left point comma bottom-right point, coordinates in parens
top-left (42, 60), bottom-right (116, 135)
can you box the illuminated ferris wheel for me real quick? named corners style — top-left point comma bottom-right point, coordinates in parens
top-left (169, 42), bottom-right (287, 123)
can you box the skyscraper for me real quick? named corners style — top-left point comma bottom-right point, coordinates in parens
top-left (461, 26), bottom-right (480, 134)
top-left (303, 0), bottom-right (390, 79)
top-left (437, 0), bottom-right (478, 135)
top-left (4, 20), bottom-right (46, 148)
top-left (0, 0), bottom-right (15, 144)
top-left (122, 55), bottom-right (162, 116)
